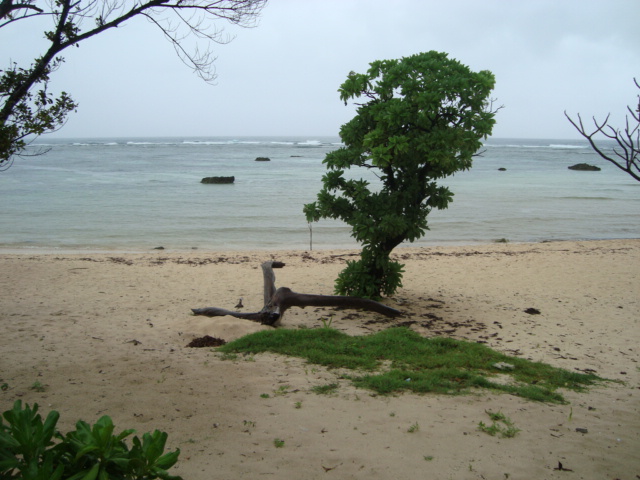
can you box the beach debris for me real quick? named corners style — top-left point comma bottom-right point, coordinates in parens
top-left (524, 307), bottom-right (541, 315)
top-left (201, 176), bottom-right (235, 184)
top-left (568, 163), bottom-right (601, 171)
top-left (575, 427), bottom-right (589, 434)
top-left (108, 257), bottom-right (134, 265)
top-left (187, 335), bottom-right (226, 348)
top-left (321, 464), bottom-right (341, 472)
top-left (191, 261), bottom-right (402, 326)
top-left (493, 362), bottom-right (515, 371)
top-left (235, 297), bottom-right (244, 309)
top-left (553, 462), bottom-right (573, 472)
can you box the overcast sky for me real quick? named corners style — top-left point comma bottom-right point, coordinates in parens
top-left (4, 0), bottom-right (639, 139)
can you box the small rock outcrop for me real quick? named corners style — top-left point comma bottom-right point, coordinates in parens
top-left (201, 176), bottom-right (235, 184)
top-left (498, 167), bottom-right (507, 171)
top-left (255, 157), bottom-right (271, 162)
top-left (568, 163), bottom-right (601, 171)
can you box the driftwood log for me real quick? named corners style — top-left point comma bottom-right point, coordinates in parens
top-left (191, 260), bottom-right (402, 326)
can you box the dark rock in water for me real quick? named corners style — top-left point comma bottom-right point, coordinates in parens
top-left (153, 246), bottom-right (165, 250)
top-left (201, 176), bottom-right (235, 184)
top-left (498, 167), bottom-right (507, 171)
top-left (255, 157), bottom-right (271, 161)
top-left (568, 163), bottom-right (601, 171)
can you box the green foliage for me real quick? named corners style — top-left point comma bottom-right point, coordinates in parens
top-left (0, 58), bottom-right (77, 168)
top-left (304, 51), bottom-right (497, 298)
top-left (310, 383), bottom-right (340, 395)
top-left (407, 422), bottom-right (420, 433)
top-left (220, 327), bottom-right (605, 403)
top-left (478, 410), bottom-right (520, 438)
top-left (0, 400), bottom-right (181, 480)
top-left (334, 248), bottom-right (404, 299)
top-left (29, 381), bottom-right (45, 393)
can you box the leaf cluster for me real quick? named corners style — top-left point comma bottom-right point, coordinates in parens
top-left (0, 60), bottom-right (77, 167)
top-left (0, 401), bottom-right (181, 480)
top-left (334, 249), bottom-right (404, 299)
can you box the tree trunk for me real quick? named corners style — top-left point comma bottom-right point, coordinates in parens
top-left (192, 260), bottom-right (401, 326)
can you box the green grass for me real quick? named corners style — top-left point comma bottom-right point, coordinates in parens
top-left (218, 327), bottom-right (605, 403)
top-left (311, 383), bottom-right (340, 395)
top-left (30, 381), bottom-right (45, 392)
top-left (478, 410), bottom-right (521, 438)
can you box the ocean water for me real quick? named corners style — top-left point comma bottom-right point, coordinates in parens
top-left (0, 136), bottom-right (638, 252)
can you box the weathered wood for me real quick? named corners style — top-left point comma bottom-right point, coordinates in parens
top-left (190, 307), bottom-right (267, 322)
top-left (269, 287), bottom-right (401, 317)
top-left (191, 260), bottom-right (402, 326)
top-left (262, 261), bottom-right (284, 305)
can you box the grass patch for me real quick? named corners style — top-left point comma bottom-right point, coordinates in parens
top-left (219, 327), bottom-right (605, 403)
top-left (478, 410), bottom-right (521, 438)
top-left (311, 383), bottom-right (340, 395)
top-left (30, 381), bottom-right (45, 392)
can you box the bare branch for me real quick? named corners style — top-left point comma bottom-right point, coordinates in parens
top-left (565, 78), bottom-right (640, 182)
top-left (192, 261), bottom-right (402, 327)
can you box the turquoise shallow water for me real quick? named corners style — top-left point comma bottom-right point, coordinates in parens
top-left (0, 136), bottom-right (638, 251)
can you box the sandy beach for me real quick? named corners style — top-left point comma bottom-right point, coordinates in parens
top-left (1, 239), bottom-right (638, 479)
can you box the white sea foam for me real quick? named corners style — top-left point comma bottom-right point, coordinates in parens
top-left (549, 144), bottom-right (587, 149)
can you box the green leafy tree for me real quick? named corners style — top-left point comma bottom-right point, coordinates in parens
top-left (304, 51), bottom-right (497, 299)
top-left (0, 0), bottom-right (266, 170)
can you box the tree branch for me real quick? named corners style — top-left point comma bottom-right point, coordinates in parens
top-left (0, 0), bottom-right (44, 25)
top-left (565, 78), bottom-right (640, 182)
top-left (1, 0), bottom-right (266, 166)
top-left (192, 261), bottom-right (402, 326)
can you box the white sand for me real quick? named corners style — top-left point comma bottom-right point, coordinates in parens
top-left (1, 240), bottom-right (638, 479)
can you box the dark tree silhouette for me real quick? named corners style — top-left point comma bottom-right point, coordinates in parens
top-left (565, 78), bottom-right (640, 182)
top-left (0, 0), bottom-right (266, 169)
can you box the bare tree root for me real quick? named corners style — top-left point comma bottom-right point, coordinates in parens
top-left (191, 260), bottom-right (402, 326)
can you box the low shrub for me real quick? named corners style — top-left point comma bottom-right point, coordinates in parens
top-left (0, 400), bottom-right (181, 480)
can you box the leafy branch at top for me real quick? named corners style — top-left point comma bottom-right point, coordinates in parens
top-left (0, 0), bottom-right (266, 169)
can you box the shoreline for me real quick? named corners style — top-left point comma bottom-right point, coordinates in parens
top-left (1, 239), bottom-right (638, 479)
top-left (1, 236), bottom-right (638, 256)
